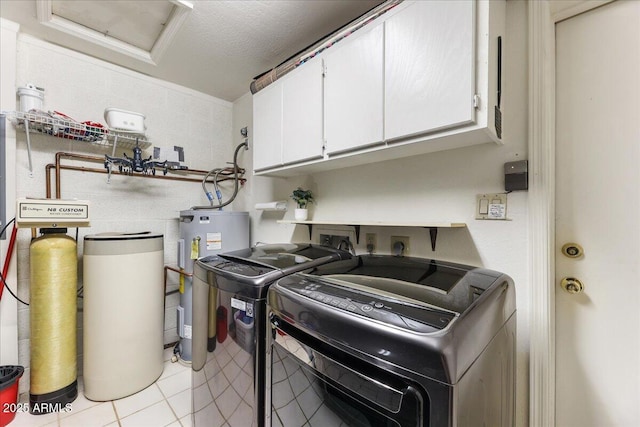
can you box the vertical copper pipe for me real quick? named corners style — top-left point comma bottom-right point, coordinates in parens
top-left (46, 164), bottom-right (53, 199)
top-left (55, 153), bottom-right (62, 199)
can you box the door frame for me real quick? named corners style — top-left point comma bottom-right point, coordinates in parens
top-left (528, 1), bottom-right (614, 426)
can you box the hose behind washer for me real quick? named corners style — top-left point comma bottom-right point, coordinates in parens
top-left (194, 141), bottom-right (248, 210)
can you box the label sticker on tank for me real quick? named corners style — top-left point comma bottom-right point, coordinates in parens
top-left (231, 298), bottom-right (246, 311)
top-left (206, 232), bottom-right (222, 250)
top-left (184, 325), bottom-right (192, 339)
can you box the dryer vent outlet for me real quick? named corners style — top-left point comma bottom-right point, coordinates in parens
top-left (391, 236), bottom-right (410, 256)
top-left (320, 234), bottom-right (350, 248)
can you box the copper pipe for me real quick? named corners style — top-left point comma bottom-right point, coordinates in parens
top-left (46, 164), bottom-right (53, 199)
top-left (164, 266), bottom-right (192, 300)
top-left (47, 151), bottom-right (246, 199)
top-left (164, 265), bottom-right (192, 278)
top-left (54, 151), bottom-right (245, 176)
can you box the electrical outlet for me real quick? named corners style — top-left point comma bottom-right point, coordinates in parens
top-left (365, 233), bottom-right (377, 253)
top-left (390, 236), bottom-right (410, 256)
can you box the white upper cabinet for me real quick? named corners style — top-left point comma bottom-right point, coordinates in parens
top-left (282, 59), bottom-right (324, 165)
top-left (324, 24), bottom-right (384, 155)
top-left (253, 58), bottom-right (324, 170)
top-left (252, 0), bottom-right (505, 176)
top-left (253, 82), bottom-right (282, 171)
top-left (384, 1), bottom-right (474, 141)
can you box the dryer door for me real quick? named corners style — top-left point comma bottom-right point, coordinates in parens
top-left (268, 318), bottom-right (425, 427)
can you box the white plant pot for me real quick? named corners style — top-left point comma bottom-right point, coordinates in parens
top-left (294, 208), bottom-right (308, 221)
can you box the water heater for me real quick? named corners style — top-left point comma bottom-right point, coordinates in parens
top-left (177, 210), bottom-right (249, 362)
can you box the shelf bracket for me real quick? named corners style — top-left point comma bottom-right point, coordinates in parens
top-left (349, 225), bottom-right (361, 244)
top-left (427, 227), bottom-right (438, 251)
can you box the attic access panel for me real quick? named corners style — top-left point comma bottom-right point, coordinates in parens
top-left (36, 0), bottom-right (193, 65)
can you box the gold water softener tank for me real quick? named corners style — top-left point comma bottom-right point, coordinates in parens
top-left (29, 228), bottom-right (78, 414)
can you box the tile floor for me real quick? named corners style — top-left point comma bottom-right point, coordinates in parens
top-left (9, 348), bottom-right (191, 427)
top-left (191, 329), bottom-right (254, 426)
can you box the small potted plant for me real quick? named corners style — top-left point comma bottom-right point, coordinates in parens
top-left (291, 187), bottom-right (314, 221)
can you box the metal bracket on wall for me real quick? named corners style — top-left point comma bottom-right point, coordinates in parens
top-left (352, 225), bottom-right (361, 243)
top-left (427, 227), bottom-right (438, 251)
top-left (302, 223), bottom-right (313, 240)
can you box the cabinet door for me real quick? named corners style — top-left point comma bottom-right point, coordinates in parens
top-left (324, 24), bottom-right (384, 155)
top-left (282, 59), bottom-right (324, 165)
top-left (253, 83), bottom-right (283, 170)
top-left (385, 0), bottom-right (475, 141)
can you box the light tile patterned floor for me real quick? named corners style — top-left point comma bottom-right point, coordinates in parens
top-left (8, 348), bottom-right (191, 427)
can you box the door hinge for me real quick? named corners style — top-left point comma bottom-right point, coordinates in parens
top-left (473, 94), bottom-right (481, 109)
top-left (322, 63), bottom-right (327, 77)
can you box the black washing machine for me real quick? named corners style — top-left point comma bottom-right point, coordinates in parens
top-left (267, 255), bottom-right (516, 427)
top-left (190, 243), bottom-right (352, 427)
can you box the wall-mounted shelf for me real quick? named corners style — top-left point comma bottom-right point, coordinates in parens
top-left (3, 110), bottom-right (151, 176)
top-left (5, 110), bottom-right (150, 149)
top-left (277, 220), bottom-right (467, 251)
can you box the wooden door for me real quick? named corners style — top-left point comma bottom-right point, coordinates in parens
top-left (555, 2), bottom-right (640, 426)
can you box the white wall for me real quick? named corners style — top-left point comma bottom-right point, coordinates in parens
top-left (0, 18), bottom-right (20, 365)
top-left (235, 1), bottom-right (529, 424)
top-left (1, 1), bottom-right (530, 420)
top-left (2, 32), bottom-right (237, 395)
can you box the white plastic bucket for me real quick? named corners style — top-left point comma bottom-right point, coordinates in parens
top-left (16, 84), bottom-right (44, 112)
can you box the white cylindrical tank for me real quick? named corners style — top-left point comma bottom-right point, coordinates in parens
top-left (82, 232), bottom-right (164, 401)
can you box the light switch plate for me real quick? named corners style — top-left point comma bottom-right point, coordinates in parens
top-left (476, 193), bottom-right (508, 220)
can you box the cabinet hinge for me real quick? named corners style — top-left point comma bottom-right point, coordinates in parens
top-left (473, 94), bottom-right (481, 109)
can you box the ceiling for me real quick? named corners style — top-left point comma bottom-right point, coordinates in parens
top-left (0, 0), bottom-right (384, 102)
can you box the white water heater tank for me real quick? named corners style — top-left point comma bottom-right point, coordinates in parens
top-left (82, 232), bottom-right (164, 401)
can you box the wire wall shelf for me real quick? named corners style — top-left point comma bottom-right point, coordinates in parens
top-left (4, 110), bottom-right (151, 150)
top-left (3, 110), bottom-right (151, 176)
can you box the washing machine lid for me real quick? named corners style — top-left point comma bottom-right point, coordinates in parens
top-left (297, 255), bottom-right (503, 314)
top-left (220, 243), bottom-right (350, 269)
top-left (196, 243), bottom-right (352, 284)
top-left (270, 255), bottom-right (516, 384)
